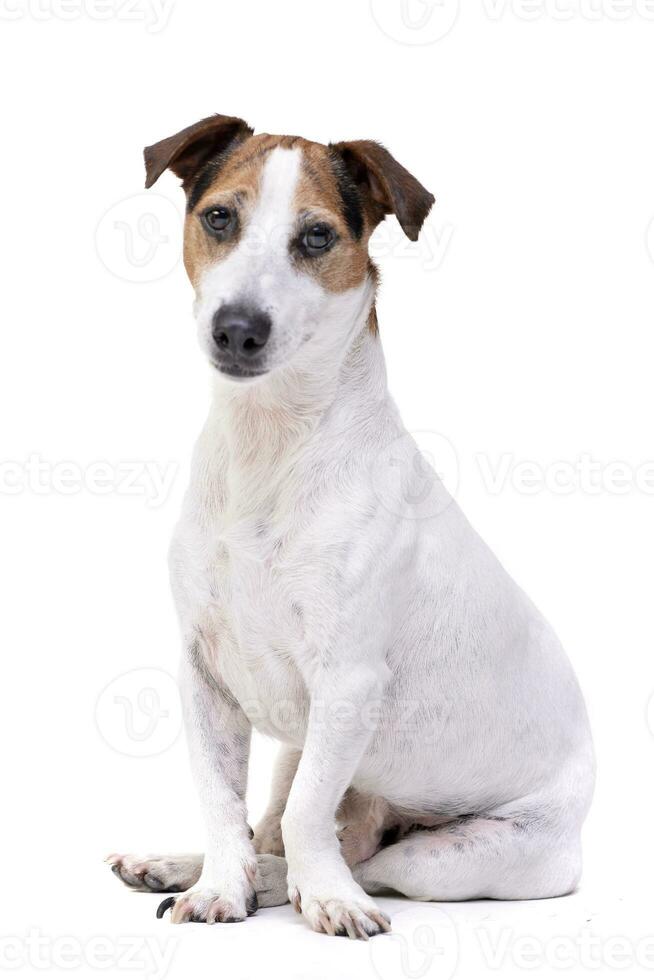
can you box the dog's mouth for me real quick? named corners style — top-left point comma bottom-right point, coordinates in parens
top-left (210, 357), bottom-right (269, 381)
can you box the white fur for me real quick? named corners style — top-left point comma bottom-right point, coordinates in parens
top-left (164, 146), bottom-right (594, 934)
top-left (194, 148), bottom-right (370, 376)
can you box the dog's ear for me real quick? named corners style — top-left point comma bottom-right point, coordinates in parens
top-left (144, 114), bottom-right (254, 189)
top-left (330, 140), bottom-right (434, 241)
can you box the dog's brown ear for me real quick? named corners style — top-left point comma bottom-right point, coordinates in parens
top-left (144, 114), bottom-right (254, 189)
top-left (330, 140), bottom-right (434, 241)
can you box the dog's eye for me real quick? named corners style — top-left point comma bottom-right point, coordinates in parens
top-left (203, 206), bottom-right (232, 235)
top-left (302, 223), bottom-right (335, 255)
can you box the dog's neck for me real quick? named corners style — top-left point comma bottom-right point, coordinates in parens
top-left (204, 305), bottom-right (389, 511)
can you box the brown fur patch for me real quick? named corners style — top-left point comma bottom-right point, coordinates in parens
top-left (367, 305), bottom-right (379, 336)
top-left (182, 134), bottom-right (375, 304)
top-left (182, 134), bottom-right (280, 286)
top-left (331, 139), bottom-right (435, 242)
top-left (143, 113), bottom-right (253, 190)
top-left (292, 140), bottom-right (373, 294)
top-left (146, 120), bottom-right (433, 342)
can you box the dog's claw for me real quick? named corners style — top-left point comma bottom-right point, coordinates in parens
top-left (156, 896), bottom-right (177, 919)
top-left (317, 912), bottom-right (335, 936)
top-left (170, 898), bottom-right (193, 924)
top-left (300, 894), bottom-right (391, 939)
top-left (369, 910), bottom-right (392, 932)
top-left (206, 900), bottom-right (222, 924)
top-left (342, 915), bottom-right (358, 940)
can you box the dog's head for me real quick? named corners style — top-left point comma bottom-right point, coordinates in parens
top-left (144, 114), bottom-right (434, 382)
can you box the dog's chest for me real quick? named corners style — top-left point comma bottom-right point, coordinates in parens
top-left (204, 519), bottom-right (311, 742)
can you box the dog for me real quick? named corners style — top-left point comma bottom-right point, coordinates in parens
top-left (108, 114), bottom-right (595, 940)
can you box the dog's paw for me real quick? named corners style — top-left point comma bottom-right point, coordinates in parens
top-left (252, 818), bottom-right (285, 857)
top-left (156, 878), bottom-right (258, 924)
top-left (254, 853), bottom-right (289, 908)
top-left (289, 881), bottom-right (391, 940)
top-left (337, 824), bottom-right (383, 867)
top-left (107, 853), bottom-right (202, 892)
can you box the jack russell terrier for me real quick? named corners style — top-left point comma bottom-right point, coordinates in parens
top-left (108, 113), bottom-right (595, 940)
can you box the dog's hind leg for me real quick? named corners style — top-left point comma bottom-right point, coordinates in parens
top-left (108, 853), bottom-right (289, 907)
top-left (336, 789), bottom-right (392, 867)
top-left (352, 814), bottom-right (582, 901)
top-left (252, 745), bottom-right (302, 857)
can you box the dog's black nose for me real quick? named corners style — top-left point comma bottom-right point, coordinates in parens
top-left (211, 304), bottom-right (271, 358)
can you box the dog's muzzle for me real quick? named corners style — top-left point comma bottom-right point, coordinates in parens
top-left (211, 303), bottom-right (272, 378)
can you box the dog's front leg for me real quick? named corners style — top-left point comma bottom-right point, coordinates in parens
top-left (281, 661), bottom-right (392, 939)
top-left (160, 643), bottom-right (257, 925)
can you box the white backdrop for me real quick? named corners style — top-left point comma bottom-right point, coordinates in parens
top-left (1, 1), bottom-right (653, 978)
